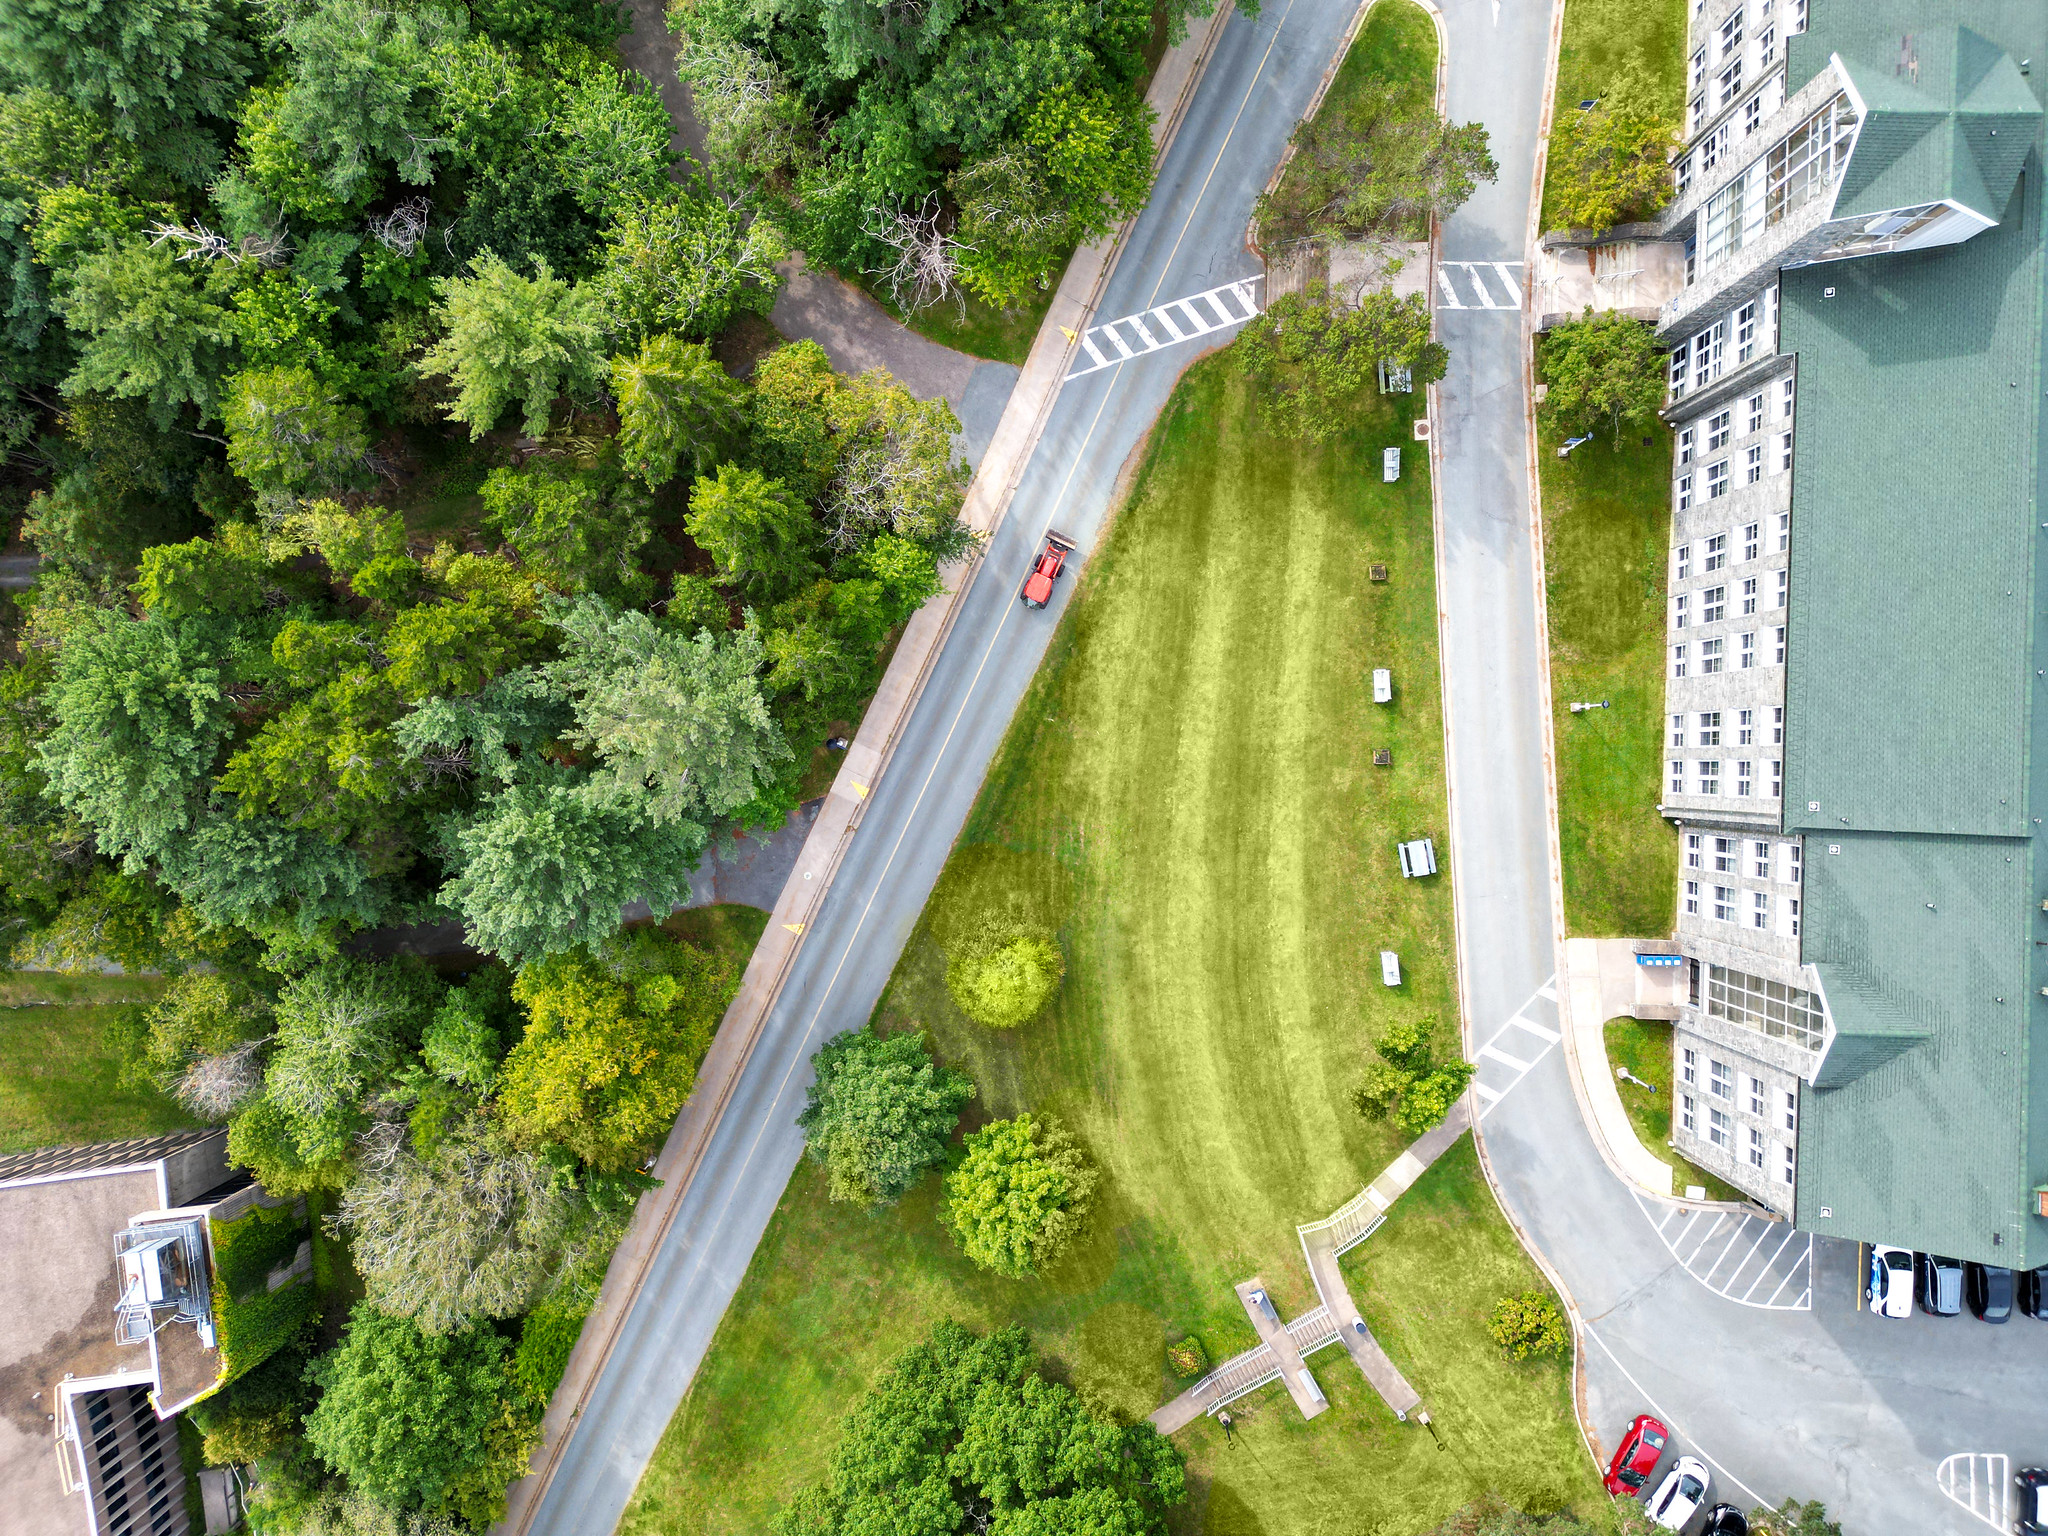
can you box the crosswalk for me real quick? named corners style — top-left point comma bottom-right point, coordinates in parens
top-left (1466, 978), bottom-right (1563, 1121)
top-left (1435, 260), bottom-right (1524, 311)
top-left (1064, 276), bottom-right (1264, 381)
top-left (1636, 1195), bottom-right (1813, 1310)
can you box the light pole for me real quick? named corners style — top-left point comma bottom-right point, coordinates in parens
top-left (1557, 434), bottom-right (1594, 458)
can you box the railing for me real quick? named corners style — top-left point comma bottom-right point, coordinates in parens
top-left (1298, 1186), bottom-right (1388, 1255)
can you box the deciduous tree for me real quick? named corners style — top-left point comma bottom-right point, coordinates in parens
top-left (1545, 54), bottom-right (1678, 233)
top-left (479, 454), bottom-right (655, 601)
top-left (1235, 285), bottom-right (1446, 442)
top-left (592, 185), bottom-right (787, 344)
top-left (224, 366), bottom-right (372, 496)
top-left (1539, 309), bottom-right (1666, 444)
top-left (798, 1028), bottom-right (974, 1207)
top-left (942, 1113), bottom-right (1099, 1278)
top-left (686, 464), bottom-right (819, 598)
top-left (418, 253), bottom-right (605, 439)
top-left (944, 916), bottom-right (1064, 1029)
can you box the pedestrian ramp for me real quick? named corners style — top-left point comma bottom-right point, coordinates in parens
top-left (1636, 1195), bottom-right (1813, 1311)
top-left (1063, 277), bottom-right (1263, 381)
top-left (1935, 1453), bottom-right (2011, 1531)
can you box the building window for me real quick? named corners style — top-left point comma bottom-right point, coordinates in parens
top-left (1781, 1142), bottom-right (1795, 1184)
top-left (1682, 1094), bottom-right (1697, 1134)
top-left (1749, 1127), bottom-right (1766, 1169)
top-left (1679, 427), bottom-right (1695, 464)
top-left (1706, 963), bottom-right (1825, 1048)
top-left (1740, 576), bottom-right (1758, 614)
top-left (1672, 713), bottom-right (1688, 748)
top-left (1780, 377), bottom-right (1795, 418)
top-left (1738, 708), bottom-right (1754, 745)
top-left (1735, 302), bottom-right (1757, 362)
top-left (1760, 23), bottom-right (1777, 67)
top-left (1693, 321), bottom-right (1725, 388)
top-left (1672, 644), bottom-right (1688, 678)
top-left (1712, 835), bottom-right (1736, 871)
top-left (1773, 625), bottom-right (1787, 664)
top-left (1775, 568), bottom-right (1789, 607)
top-left (1792, 0), bottom-right (1807, 33)
top-left (1749, 1076), bottom-right (1768, 1116)
top-left (1751, 840), bottom-right (1771, 878)
top-left (1784, 895), bottom-right (1800, 936)
top-left (1739, 631), bottom-right (1756, 669)
top-left (1713, 885), bottom-right (1735, 921)
top-left (1766, 94), bottom-right (1856, 226)
top-left (1681, 1047), bottom-right (1698, 1086)
top-left (1736, 759), bottom-right (1753, 796)
top-left (1699, 761), bottom-right (1722, 796)
top-left (1677, 474), bottom-right (1695, 512)
top-left (1707, 460), bottom-right (1731, 498)
top-left (1784, 843), bottom-right (1801, 883)
top-left (1719, 10), bottom-right (1742, 55)
top-left (1710, 1063), bottom-right (1734, 1108)
top-left (1771, 705), bottom-right (1784, 744)
top-left (1746, 394), bottom-right (1766, 435)
top-left (1697, 711), bottom-right (1721, 746)
top-left (1707, 410), bottom-right (1731, 450)
top-left (1710, 1106), bottom-right (1732, 1148)
top-left (1676, 152), bottom-right (1694, 195)
top-left (1751, 888), bottom-right (1769, 926)
top-left (1691, 46), bottom-right (1707, 91)
top-left (1742, 522), bottom-right (1760, 561)
top-left (1770, 758), bottom-right (1782, 797)
top-left (1782, 1089), bottom-right (1797, 1132)
top-left (1779, 431), bottom-right (1794, 472)
top-left (1701, 637), bottom-right (1725, 673)
top-left (1746, 444), bottom-right (1764, 484)
top-left (1776, 511), bottom-right (1790, 549)
top-left (1671, 340), bottom-right (1691, 396)
top-left (1685, 832), bottom-right (1702, 867)
top-left (1683, 879), bottom-right (1701, 915)
top-left (1702, 586), bottom-right (1726, 623)
top-left (1743, 94), bottom-right (1763, 136)
top-left (1674, 592), bottom-right (1690, 628)
top-left (1675, 542), bottom-right (1693, 581)
top-left (1718, 57), bottom-right (1743, 108)
top-left (1705, 532), bottom-right (1728, 570)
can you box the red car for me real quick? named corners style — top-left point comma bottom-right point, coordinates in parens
top-left (1020, 531), bottom-right (1077, 608)
top-left (1604, 1414), bottom-right (1668, 1496)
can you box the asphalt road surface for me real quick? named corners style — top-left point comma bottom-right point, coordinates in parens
top-left (1426, 1), bottom-right (2048, 1530)
top-left (520, 4), bottom-right (1362, 1531)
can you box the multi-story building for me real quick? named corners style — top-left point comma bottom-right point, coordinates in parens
top-left (1650, 0), bottom-right (2047, 1266)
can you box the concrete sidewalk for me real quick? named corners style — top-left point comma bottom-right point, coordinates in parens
top-left (1559, 937), bottom-right (1679, 1198)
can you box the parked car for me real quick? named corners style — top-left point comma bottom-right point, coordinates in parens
top-left (1646, 1456), bottom-right (1711, 1531)
top-left (1865, 1244), bottom-right (1914, 1318)
top-left (1966, 1261), bottom-right (2014, 1322)
top-left (2016, 1466), bottom-right (2048, 1535)
top-left (1603, 1414), bottom-right (1668, 1496)
top-left (1702, 1505), bottom-right (1749, 1536)
top-left (1916, 1252), bottom-right (1963, 1315)
top-left (2018, 1267), bottom-right (2048, 1320)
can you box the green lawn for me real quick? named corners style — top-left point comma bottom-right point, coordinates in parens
top-left (1540, 0), bottom-right (1690, 232)
top-left (1602, 1019), bottom-right (1745, 1203)
top-left (1535, 369), bottom-right (1675, 938)
top-left (0, 973), bottom-right (198, 1153)
top-left (881, 279), bottom-right (1056, 368)
top-left (622, 357), bottom-right (1599, 1535)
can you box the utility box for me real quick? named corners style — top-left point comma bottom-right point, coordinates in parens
top-left (1249, 1288), bottom-right (1279, 1325)
top-left (1382, 446), bottom-right (1401, 482)
top-left (1372, 668), bottom-right (1392, 703)
top-left (1398, 838), bottom-right (1437, 878)
top-left (1380, 951), bottom-right (1401, 987)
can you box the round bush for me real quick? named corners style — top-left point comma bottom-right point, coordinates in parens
top-left (1489, 1291), bottom-right (1568, 1360)
top-left (945, 921), bottom-right (1064, 1029)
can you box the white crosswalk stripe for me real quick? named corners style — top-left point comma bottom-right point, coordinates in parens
top-left (1464, 977), bottom-right (1563, 1122)
top-left (1064, 276), bottom-right (1265, 381)
top-left (1635, 1193), bottom-right (1813, 1310)
top-left (1435, 260), bottom-right (1525, 311)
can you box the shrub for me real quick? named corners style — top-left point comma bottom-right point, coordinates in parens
top-left (942, 1113), bottom-right (1099, 1278)
top-left (1488, 1291), bottom-right (1567, 1360)
top-left (1165, 1336), bottom-right (1207, 1378)
top-left (210, 1202), bottom-right (319, 1381)
top-left (188, 1343), bottom-right (314, 1465)
top-left (944, 916), bottom-right (1065, 1029)
top-left (798, 1027), bottom-right (975, 1206)
top-left (1749, 1501), bottom-right (1843, 1536)
top-left (1351, 1014), bottom-right (1474, 1138)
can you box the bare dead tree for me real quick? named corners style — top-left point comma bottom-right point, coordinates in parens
top-left (175, 1039), bottom-right (270, 1120)
top-left (864, 195), bottom-right (970, 317)
top-left (149, 220), bottom-right (290, 268)
top-left (366, 196), bottom-right (432, 257)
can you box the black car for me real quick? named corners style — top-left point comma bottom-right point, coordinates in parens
top-left (2020, 1267), bottom-right (2048, 1320)
top-left (1917, 1253), bottom-right (1963, 1315)
top-left (1966, 1261), bottom-right (2014, 1322)
top-left (1702, 1504), bottom-right (1749, 1536)
top-left (2017, 1467), bottom-right (2048, 1535)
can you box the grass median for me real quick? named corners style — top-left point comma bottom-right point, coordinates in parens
top-left (1603, 1018), bottom-right (1745, 1203)
top-left (1540, 0), bottom-right (1689, 233)
top-left (621, 354), bottom-right (1599, 1535)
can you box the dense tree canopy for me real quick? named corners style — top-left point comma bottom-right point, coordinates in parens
top-left (798, 1028), bottom-right (975, 1206)
top-left (1539, 310), bottom-right (1666, 442)
top-left (777, 1322), bottom-right (1187, 1536)
top-left (1235, 286), bottom-right (1446, 442)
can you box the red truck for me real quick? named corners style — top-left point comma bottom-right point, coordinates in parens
top-left (1019, 531), bottom-right (1077, 609)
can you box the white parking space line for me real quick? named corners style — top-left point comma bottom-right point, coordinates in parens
top-left (1507, 1015), bottom-right (1561, 1044)
top-left (1536, 982), bottom-right (1556, 1000)
top-left (1491, 261), bottom-right (1524, 304)
top-left (1634, 1192), bottom-right (1813, 1311)
top-left (1478, 1043), bottom-right (1533, 1071)
top-left (1064, 276), bottom-right (1266, 382)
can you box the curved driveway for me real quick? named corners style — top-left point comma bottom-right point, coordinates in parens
top-left (520, 4), bottom-right (1364, 1532)
top-left (1428, 2), bottom-right (2048, 1531)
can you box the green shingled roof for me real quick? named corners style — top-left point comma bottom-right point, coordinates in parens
top-left (1778, 0), bottom-right (2048, 1268)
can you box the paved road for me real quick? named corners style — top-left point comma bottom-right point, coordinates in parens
top-left (1428, 1), bottom-right (2048, 1531)
top-left (523, 4), bottom-right (1362, 1531)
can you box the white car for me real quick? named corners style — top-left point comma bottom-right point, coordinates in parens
top-left (1866, 1243), bottom-right (1915, 1319)
top-left (1646, 1455), bottom-right (1710, 1531)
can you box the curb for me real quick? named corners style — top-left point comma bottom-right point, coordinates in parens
top-left (496, 8), bottom-right (1240, 1532)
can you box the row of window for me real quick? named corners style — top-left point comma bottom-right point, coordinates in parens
top-left (1678, 440), bottom-right (1792, 505)
top-left (1671, 628), bottom-right (1788, 675)
top-left (1673, 707), bottom-right (1783, 749)
top-left (1676, 516), bottom-right (1790, 580)
top-left (1686, 0), bottom-right (1801, 137)
top-left (1680, 379), bottom-right (1795, 461)
top-left (1700, 961), bottom-right (1825, 1048)
top-left (1684, 834), bottom-right (1800, 884)
top-left (1691, 91), bottom-right (1854, 270)
top-left (1674, 571), bottom-right (1788, 627)
top-left (1669, 293), bottom-right (1780, 394)
top-left (1670, 759), bottom-right (1783, 799)
top-left (1682, 1047), bottom-right (1798, 1127)
top-left (1679, 1093), bottom-right (1797, 1184)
